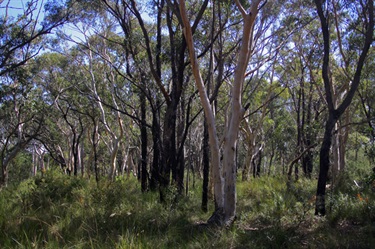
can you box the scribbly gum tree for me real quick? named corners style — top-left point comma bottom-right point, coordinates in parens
top-left (0, 0), bottom-right (69, 186)
top-left (179, 0), bottom-right (264, 226)
top-left (314, 0), bottom-right (374, 216)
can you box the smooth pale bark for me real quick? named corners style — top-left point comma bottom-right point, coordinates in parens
top-left (332, 115), bottom-right (349, 176)
top-left (179, 0), bottom-right (224, 212)
top-left (332, 83), bottom-right (351, 177)
top-left (241, 82), bottom-right (272, 180)
top-left (86, 44), bottom-right (124, 181)
top-left (179, 0), bottom-right (262, 224)
top-left (222, 0), bottom-right (261, 223)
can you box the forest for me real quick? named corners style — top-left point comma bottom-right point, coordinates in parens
top-left (1, 0), bottom-right (375, 248)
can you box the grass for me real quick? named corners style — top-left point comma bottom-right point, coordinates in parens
top-left (0, 169), bottom-right (374, 248)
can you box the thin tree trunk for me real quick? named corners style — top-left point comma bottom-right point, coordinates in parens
top-left (140, 84), bottom-right (148, 192)
top-left (202, 120), bottom-right (210, 212)
top-left (150, 106), bottom-right (161, 191)
top-left (179, 0), bottom-right (224, 216)
top-left (176, 96), bottom-right (185, 194)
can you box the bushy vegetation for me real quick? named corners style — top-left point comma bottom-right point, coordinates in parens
top-left (1, 168), bottom-right (374, 248)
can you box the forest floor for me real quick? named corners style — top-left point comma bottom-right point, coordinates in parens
top-left (0, 170), bottom-right (374, 248)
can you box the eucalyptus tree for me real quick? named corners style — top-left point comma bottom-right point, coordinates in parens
top-left (179, 0), bottom-right (289, 225)
top-left (0, 0), bottom-right (71, 186)
top-left (32, 51), bottom-right (89, 176)
top-left (101, 0), bottom-right (209, 196)
top-left (357, 52), bottom-right (375, 163)
top-left (0, 67), bottom-right (45, 186)
top-left (59, 0), bottom-right (140, 180)
top-left (81, 34), bottom-right (126, 180)
top-left (313, 0), bottom-right (374, 216)
top-left (0, 0), bottom-right (70, 76)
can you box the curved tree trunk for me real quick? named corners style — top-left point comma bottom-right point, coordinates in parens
top-left (315, 112), bottom-right (336, 215)
top-left (179, 0), bottom-right (262, 226)
top-left (314, 0), bottom-right (374, 216)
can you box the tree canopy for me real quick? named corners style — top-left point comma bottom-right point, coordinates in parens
top-left (0, 0), bottom-right (374, 229)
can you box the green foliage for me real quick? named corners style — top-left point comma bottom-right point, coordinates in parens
top-left (0, 169), bottom-right (374, 248)
top-left (8, 152), bottom-right (33, 185)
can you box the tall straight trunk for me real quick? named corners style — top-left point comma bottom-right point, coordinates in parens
top-left (73, 118), bottom-right (84, 176)
top-left (242, 126), bottom-right (256, 181)
top-left (332, 110), bottom-right (350, 176)
top-left (150, 105), bottom-right (161, 191)
top-left (202, 120), bottom-right (210, 212)
top-left (78, 144), bottom-right (83, 177)
top-left (140, 85), bottom-right (148, 192)
top-left (151, 0), bottom-right (163, 191)
top-left (86, 45), bottom-right (124, 181)
top-left (302, 148), bottom-right (313, 178)
top-left (268, 148), bottom-right (274, 176)
top-left (302, 84), bottom-right (314, 178)
top-left (176, 97), bottom-right (185, 194)
top-left (32, 147), bottom-right (38, 176)
top-left (91, 116), bottom-right (99, 183)
top-left (159, 4), bottom-right (185, 200)
top-left (160, 103), bottom-right (176, 191)
top-left (256, 149), bottom-right (262, 177)
top-left (202, 3), bottom-right (215, 208)
top-left (179, 0), bottom-right (224, 215)
top-left (222, 3), bottom-right (261, 221)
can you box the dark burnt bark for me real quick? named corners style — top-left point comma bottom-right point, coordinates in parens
top-left (60, 106), bottom-right (81, 177)
top-left (202, 120), bottom-right (210, 212)
top-left (90, 115), bottom-right (99, 183)
top-left (315, 112), bottom-right (336, 215)
top-left (256, 149), bottom-right (262, 177)
top-left (150, 103), bottom-right (161, 191)
top-left (140, 85), bottom-right (148, 192)
top-left (160, 103), bottom-right (177, 191)
top-left (0, 164), bottom-right (8, 187)
top-left (160, 3), bottom-right (186, 201)
top-left (150, 0), bottom-right (163, 191)
top-left (314, 0), bottom-right (374, 216)
top-left (73, 116), bottom-right (84, 176)
top-left (176, 98), bottom-right (185, 194)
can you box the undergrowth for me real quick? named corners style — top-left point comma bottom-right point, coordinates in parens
top-left (0, 169), bottom-right (374, 248)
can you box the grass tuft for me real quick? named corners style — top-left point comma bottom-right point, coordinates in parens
top-left (0, 169), bottom-right (374, 248)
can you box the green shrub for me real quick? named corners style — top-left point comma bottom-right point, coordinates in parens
top-left (0, 168), bottom-right (374, 248)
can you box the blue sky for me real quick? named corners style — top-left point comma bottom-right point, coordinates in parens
top-left (1, 0), bottom-right (84, 48)
top-left (1, 0), bottom-right (154, 48)
top-left (1, 0), bottom-right (45, 18)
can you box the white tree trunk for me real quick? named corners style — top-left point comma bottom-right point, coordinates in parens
top-left (179, 0), bottom-right (262, 225)
top-left (86, 42), bottom-right (124, 181)
top-left (222, 0), bottom-right (261, 223)
top-left (179, 0), bottom-right (224, 210)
